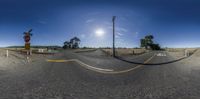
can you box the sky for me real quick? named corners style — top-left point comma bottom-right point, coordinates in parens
top-left (0, 0), bottom-right (200, 48)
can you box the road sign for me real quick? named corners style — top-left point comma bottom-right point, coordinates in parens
top-left (24, 35), bottom-right (30, 42)
top-left (25, 43), bottom-right (30, 50)
top-left (23, 29), bottom-right (32, 50)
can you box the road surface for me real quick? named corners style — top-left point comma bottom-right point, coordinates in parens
top-left (0, 49), bottom-right (200, 99)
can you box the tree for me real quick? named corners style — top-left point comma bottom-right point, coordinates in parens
top-left (149, 44), bottom-right (161, 50)
top-left (140, 39), bottom-right (146, 48)
top-left (145, 35), bottom-right (154, 45)
top-left (63, 37), bottom-right (81, 49)
top-left (63, 41), bottom-right (71, 49)
top-left (140, 35), bottom-right (160, 50)
top-left (70, 37), bottom-right (80, 49)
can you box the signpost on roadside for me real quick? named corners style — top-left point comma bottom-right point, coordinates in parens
top-left (23, 29), bottom-right (33, 55)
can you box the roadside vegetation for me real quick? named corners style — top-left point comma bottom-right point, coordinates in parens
top-left (140, 35), bottom-right (161, 50)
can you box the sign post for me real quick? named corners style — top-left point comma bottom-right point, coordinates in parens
top-left (23, 29), bottom-right (33, 55)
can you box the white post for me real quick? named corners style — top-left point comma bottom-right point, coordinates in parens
top-left (185, 49), bottom-right (188, 57)
top-left (6, 50), bottom-right (8, 57)
top-left (27, 56), bottom-right (30, 63)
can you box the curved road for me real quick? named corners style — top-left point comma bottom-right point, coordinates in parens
top-left (0, 49), bottom-right (200, 99)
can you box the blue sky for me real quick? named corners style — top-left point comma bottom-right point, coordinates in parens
top-left (0, 0), bottom-right (200, 48)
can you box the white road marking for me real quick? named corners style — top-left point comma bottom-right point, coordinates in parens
top-left (47, 59), bottom-right (114, 72)
top-left (47, 55), bottom-right (155, 74)
top-left (46, 54), bottom-right (155, 74)
top-left (73, 59), bottom-right (114, 72)
top-left (156, 53), bottom-right (166, 57)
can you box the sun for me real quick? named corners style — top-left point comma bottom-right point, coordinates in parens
top-left (95, 29), bottom-right (105, 37)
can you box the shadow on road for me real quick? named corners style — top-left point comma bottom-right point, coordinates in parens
top-left (115, 49), bottom-right (199, 66)
top-left (115, 56), bottom-right (186, 66)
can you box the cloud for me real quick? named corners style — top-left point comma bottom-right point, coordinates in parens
top-left (86, 19), bottom-right (95, 23)
top-left (104, 21), bottom-right (112, 26)
top-left (115, 32), bottom-right (123, 39)
top-left (38, 20), bottom-right (47, 24)
top-left (116, 27), bottom-right (128, 33)
top-left (108, 26), bottom-right (128, 33)
top-left (134, 32), bottom-right (139, 37)
top-left (115, 35), bottom-right (120, 38)
top-left (80, 34), bottom-right (86, 38)
top-left (117, 32), bottom-right (123, 36)
top-left (87, 12), bottom-right (101, 16)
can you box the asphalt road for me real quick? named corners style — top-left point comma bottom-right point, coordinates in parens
top-left (0, 49), bottom-right (200, 99)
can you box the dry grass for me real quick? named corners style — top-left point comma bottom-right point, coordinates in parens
top-left (165, 48), bottom-right (197, 55)
top-left (165, 48), bottom-right (198, 58)
top-left (101, 48), bottom-right (147, 56)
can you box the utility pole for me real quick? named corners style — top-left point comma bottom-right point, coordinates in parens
top-left (112, 16), bottom-right (116, 57)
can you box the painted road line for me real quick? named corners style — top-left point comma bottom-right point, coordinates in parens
top-left (105, 54), bottom-right (156, 74)
top-left (156, 53), bottom-right (166, 56)
top-left (74, 59), bottom-right (114, 72)
top-left (46, 54), bottom-right (155, 74)
top-left (47, 59), bottom-right (74, 63)
top-left (46, 59), bottom-right (114, 72)
top-left (144, 54), bottom-right (155, 64)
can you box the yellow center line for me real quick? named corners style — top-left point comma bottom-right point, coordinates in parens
top-left (144, 54), bottom-right (155, 64)
top-left (46, 54), bottom-right (156, 74)
top-left (105, 54), bottom-right (156, 74)
top-left (47, 59), bottom-right (74, 63)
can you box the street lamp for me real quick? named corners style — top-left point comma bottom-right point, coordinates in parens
top-left (112, 16), bottom-right (116, 57)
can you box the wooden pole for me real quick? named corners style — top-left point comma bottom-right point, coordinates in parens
top-left (112, 16), bottom-right (116, 57)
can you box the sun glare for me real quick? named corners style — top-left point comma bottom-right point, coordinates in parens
top-left (95, 29), bottom-right (105, 37)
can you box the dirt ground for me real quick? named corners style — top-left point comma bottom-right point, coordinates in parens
top-left (0, 49), bottom-right (54, 71)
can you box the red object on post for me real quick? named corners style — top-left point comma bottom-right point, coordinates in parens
top-left (24, 35), bottom-right (30, 42)
top-left (23, 29), bottom-right (33, 50)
